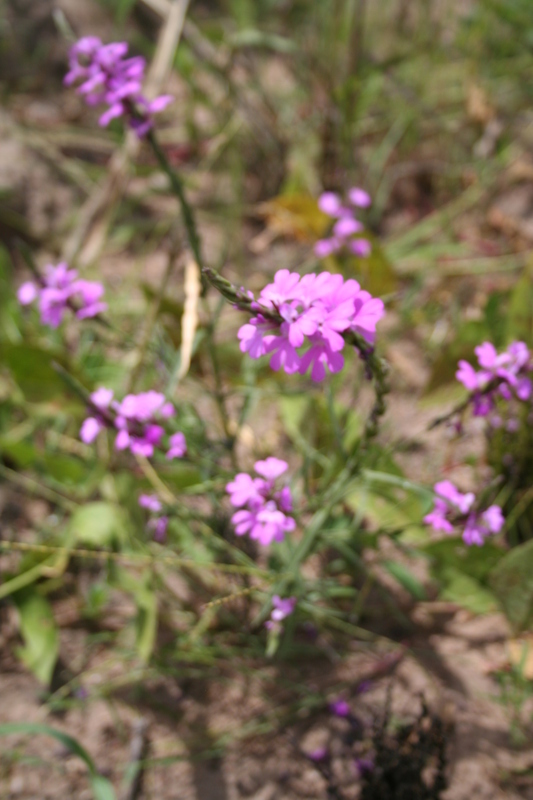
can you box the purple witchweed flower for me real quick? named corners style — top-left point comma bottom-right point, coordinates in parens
top-left (167, 432), bottom-right (187, 459)
top-left (265, 595), bottom-right (297, 631)
top-left (139, 494), bottom-right (168, 542)
top-left (139, 494), bottom-right (163, 513)
top-left (315, 187), bottom-right (372, 259)
top-left (226, 458), bottom-right (295, 546)
top-left (65, 36), bottom-right (173, 137)
top-left (17, 282), bottom-right (38, 305)
top-left (308, 747), bottom-right (330, 763)
top-left (424, 480), bottom-right (504, 546)
top-left (348, 188), bottom-right (372, 208)
top-left (79, 388), bottom-right (185, 460)
top-left (236, 270), bottom-right (385, 381)
top-left (270, 594), bottom-right (297, 621)
top-left (355, 757), bottom-right (374, 778)
top-left (17, 262), bottom-right (107, 328)
top-left (329, 699), bottom-right (351, 718)
top-left (456, 341), bottom-right (533, 418)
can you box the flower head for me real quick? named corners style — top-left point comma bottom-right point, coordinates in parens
top-left (65, 36), bottom-right (173, 138)
top-left (226, 458), bottom-right (295, 546)
top-left (456, 341), bottom-right (533, 419)
top-left (315, 187), bottom-right (372, 259)
top-left (237, 269), bottom-right (385, 381)
top-left (17, 262), bottom-right (106, 328)
top-left (424, 480), bottom-right (504, 546)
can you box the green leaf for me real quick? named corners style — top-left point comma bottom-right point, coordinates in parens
top-left (440, 568), bottom-right (497, 614)
top-left (383, 560), bottom-right (427, 600)
top-left (114, 569), bottom-right (157, 663)
top-left (12, 590), bottom-right (59, 685)
top-left (0, 343), bottom-right (72, 402)
top-left (0, 723), bottom-right (116, 800)
top-left (69, 502), bottom-right (127, 547)
top-left (490, 538), bottom-right (533, 630)
top-left (229, 29), bottom-right (297, 53)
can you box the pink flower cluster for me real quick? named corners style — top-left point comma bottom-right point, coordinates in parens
top-left (315, 188), bottom-right (372, 259)
top-left (238, 270), bottom-right (385, 382)
top-left (457, 341), bottom-right (532, 418)
top-left (80, 387), bottom-right (186, 460)
top-left (17, 263), bottom-right (106, 328)
top-left (226, 457), bottom-right (295, 546)
top-left (424, 480), bottom-right (504, 546)
top-left (65, 37), bottom-right (173, 137)
top-left (265, 595), bottom-right (296, 631)
top-left (139, 494), bottom-right (168, 542)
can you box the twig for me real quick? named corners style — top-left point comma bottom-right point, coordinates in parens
top-left (120, 718), bottom-right (150, 800)
top-left (175, 255), bottom-right (201, 383)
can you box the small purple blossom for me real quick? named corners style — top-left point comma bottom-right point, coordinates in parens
top-left (65, 36), bottom-right (173, 138)
top-left (226, 459), bottom-right (295, 546)
top-left (315, 187), bottom-right (372, 259)
top-left (139, 494), bottom-right (168, 542)
top-left (265, 595), bottom-right (297, 632)
top-left (79, 387), bottom-right (186, 461)
top-left (167, 432), bottom-right (187, 460)
top-left (456, 341), bottom-right (533, 418)
top-left (308, 747), bottom-right (330, 763)
top-left (270, 595), bottom-right (296, 621)
top-left (424, 480), bottom-right (504, 546)
top-left (329, 699), bottom-right (351, 718)
top-left (17, 262), bottom-right (107, 328)
top-left (355, 757), bottom-right (374, 778)
top-left (237, 270), bottom-right (385, 381)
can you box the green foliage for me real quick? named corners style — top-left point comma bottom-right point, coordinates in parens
top-left (12, 590), bottom-right (59, 685)
top-left (69, 502), bottom-right (128, 548)
top-left (490, 539), bottom-right (533, 630)
top-left (0, 723), bottom-right (116, 800)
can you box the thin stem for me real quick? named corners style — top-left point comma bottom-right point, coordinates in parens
top-left (146, 131), bottom-right (236, 453)
top-left (147, 130), bottom-right (204, 274)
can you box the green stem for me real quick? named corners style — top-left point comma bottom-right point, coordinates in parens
top-left (147, 130), bottom-right (204, 273)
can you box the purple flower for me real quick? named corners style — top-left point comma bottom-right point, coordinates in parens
top-left (167, 432), bottom-right (187, 459)
top-left (329, 699), bottom-right (350, 718)
top-left (355, 758), bottom-right (374, 778)
top-left (139, 494), bottom-right (168, 542)
top-left (65, 36), bottom-right (173, 138)
top-left (315, 187), bottom-right (372, 259)
top-left (270, 594), bottom-right (297, 621)
top-left (314, 238), bottom-right (339, 258)
top-left (139, 493), bottom-right (162, 513)
top-left (308, 747), bottom-right (329, 763)
top-left (254, 457), bottom-right (288, 481)
top-left (424, 480), bottom-right (504, 546)
top-left (17, 282), bottom-right (38, 305)
top-left (318, 192), bottom-right (342, 217)
top-left (349, 238), bottom-right (371, 257)
top-left (79, 387), bottom-right (185, 461)
top-left (80, 417), bottom-right (103, 444)
top-left (17, 261), bottom-right (106, 328)
top-left (150, 515), bottom-right (169, 542)
top-left (237, 270), bottom-right (384, 381)
top-left (348, 188), bottom-right (372, 208)
top-left (91, 387), bottom-right (114, 409)
top-left (71, 280), bottom-right (107, 319)
top-left (333, 217), bottom-right (363, 238)
top-left (226, 459), bottom-right (295, 546)
top-left (227, 473), bottom-right (264, 507)
top-left (456, 341), bottom-right (533, 417)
